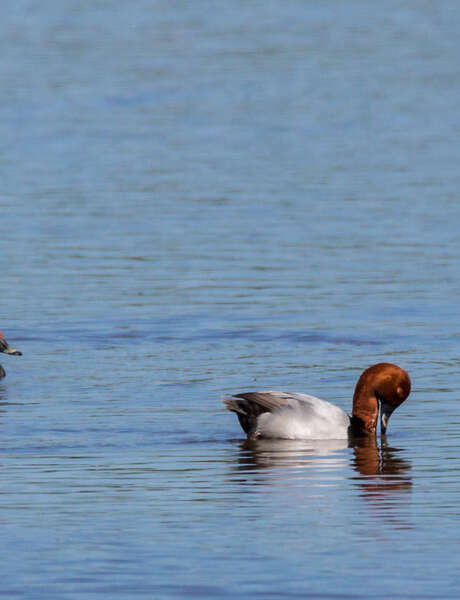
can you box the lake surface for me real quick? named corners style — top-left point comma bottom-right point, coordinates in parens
top-left (2, 1), bottom-right (460, 598)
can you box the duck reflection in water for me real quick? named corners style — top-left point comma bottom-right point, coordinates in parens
top-left (233, 437), bottom-right (411, 519)
top-left (352, 437), bottom-right (412, 506)
top-left (235, 437), bottom-right (350, 471)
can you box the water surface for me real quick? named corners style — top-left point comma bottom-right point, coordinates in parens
top-left (2, 1), bottom-right (460, 598)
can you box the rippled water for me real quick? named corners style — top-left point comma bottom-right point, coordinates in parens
top-left (2, 1), bottom-right (460, 598)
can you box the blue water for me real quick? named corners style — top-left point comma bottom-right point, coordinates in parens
top-left (2, 1), bottom-right (460, 598)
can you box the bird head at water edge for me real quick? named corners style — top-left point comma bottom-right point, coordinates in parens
top-left (0, 330), bottom-right (22, 378)
top-left (0, 331), bottom-right (22, 356)
top-left (351, 363), bottom-right (411, 436)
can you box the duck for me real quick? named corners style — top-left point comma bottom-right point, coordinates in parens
top-left (0, 330), bottom-right (22, 378)
top-left (222, 363), bottom-right (411, 440)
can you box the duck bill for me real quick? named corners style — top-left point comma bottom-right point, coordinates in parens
top-left (380, 402), bottom-right (394, 435)
top-left (0, 338), bottom-right (22, 356)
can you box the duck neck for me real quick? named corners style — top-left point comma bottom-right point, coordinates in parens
top-left (350, 378), bottom-right (379, 437)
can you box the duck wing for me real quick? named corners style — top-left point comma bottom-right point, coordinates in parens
top-left (222, 390), bottom-right (289, 437)
top-left (222, 390), bottom-right (350, 440)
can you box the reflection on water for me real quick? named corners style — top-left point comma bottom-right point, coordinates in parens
top-left (353, 438), bottom-right (412, 479)
top-left (236, 438), bottom-right (410, 478)
top-left (352, 438), bottom-right (412, 528)
top-left (0, 386), bottom-right (8, 416)
top-left (232, 437), bottom-right (411, 514)
top-left (236, 438), bottom-right (349, 471)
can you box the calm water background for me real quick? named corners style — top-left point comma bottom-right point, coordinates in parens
top-left (1, 1), bottom-right (460, 598)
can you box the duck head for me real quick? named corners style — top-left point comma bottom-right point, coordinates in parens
top-left (0, 330), bottom-right (22, 379)
top-left (0, 331), bottom-right (22, 356)
top-left (351, 363), bottom-right (411, 436)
